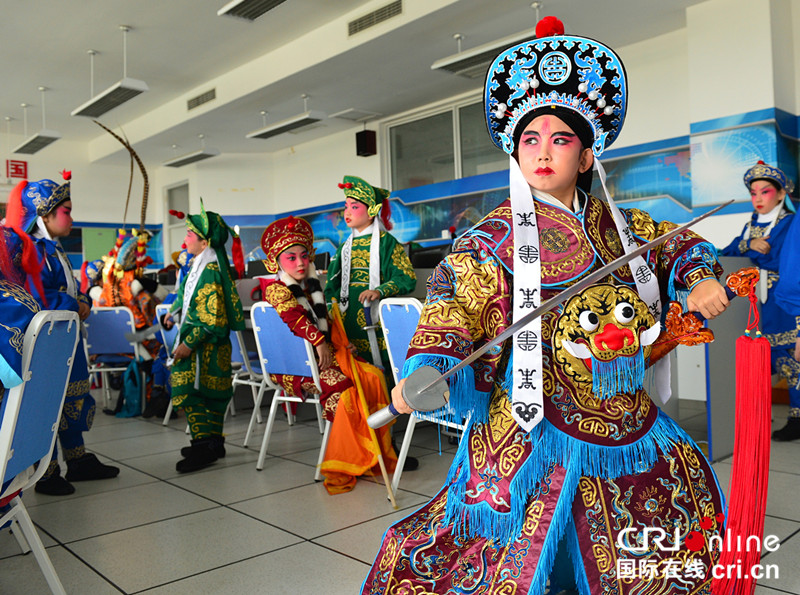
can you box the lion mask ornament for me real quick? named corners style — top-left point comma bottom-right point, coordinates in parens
top-left (553, 284), bottom-right (661, 400)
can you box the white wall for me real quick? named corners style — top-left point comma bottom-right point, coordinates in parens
top-left (269, 127), bottom-right (382, 214)
top-left (616, 29), bottom-right (691, 148)
top-left (687, 0), bottom-right (776, 123)
top-left (770, 0), bottom-right (797, 114)
top-left (1, 134), bottom-right (142, 226)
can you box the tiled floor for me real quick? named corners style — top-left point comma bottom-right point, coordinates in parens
top-left (2, 393), bottom-right (799, 594)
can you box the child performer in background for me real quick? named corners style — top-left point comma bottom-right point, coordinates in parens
top-left (323, 176), bottom-right (415, 370)
top-left (721, 161), bottom-right (799, 440)
top-left (162, 202), bottom-right (245, 473)
top-left (260, 216), bottom-right (397, 493)
top-left (6, 173), bottom-right (119, 496)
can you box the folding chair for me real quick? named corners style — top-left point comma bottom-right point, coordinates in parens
top-left (0, 310), bottom-right (80, 595)
top-left (379, 297), bottom-right (468, 494)
top-left (84, 306), bottom-right (144, 411)
top-left (248, 301), bottom-right (328, 477)
top-left (230, 329), bottom-right (268, 444)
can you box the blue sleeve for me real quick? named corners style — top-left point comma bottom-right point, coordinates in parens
top-left (775, 215), bottom-right (800, 317)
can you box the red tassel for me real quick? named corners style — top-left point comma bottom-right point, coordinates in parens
top-left (380, 199), bottom-right (393, 231)
top-left (536, 16), bottom-right (564, 38)
top-left (712, 293), bottom-right (771, 595)
top-left (5, 180), bottom-right (29, 230)
top-left (231, 236), bottom-right (244, 280)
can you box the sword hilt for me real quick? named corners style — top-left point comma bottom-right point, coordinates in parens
top-left (691, 285), bottom-right (737, 322)
top-left (362, 301), bottom-right (380, 330)
top-left (367, 366), bottom-right (450, 428)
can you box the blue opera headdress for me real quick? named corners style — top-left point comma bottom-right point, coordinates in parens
top-left (484, 16), bottom-right (627, 157)
top-left (743, 161), bottom-right (795, 194)
top-left (16, 170), bottom-right (72, 234)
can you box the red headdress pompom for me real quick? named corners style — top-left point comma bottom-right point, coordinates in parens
top-left (380, 199), bottom-right (393, 231)
top-left (337, 183), bottom-right (345, 189)
top-left (757, 160), bottom-right (766, 165)
top-left (61, 169), bottom-right (72, 181)
top-left (169, 209), bottom-right (185, 220)
top-left (535, 16), bottom-right (564, 38)
top-left (286, 216), bottom-right (297, 231)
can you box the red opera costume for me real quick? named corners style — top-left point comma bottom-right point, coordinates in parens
top-left (260, 217), bottom-right (397, 494)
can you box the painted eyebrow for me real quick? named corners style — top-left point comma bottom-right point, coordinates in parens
top-left (520, 130), bottom-right (577, 137)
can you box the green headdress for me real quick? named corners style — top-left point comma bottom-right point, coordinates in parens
top-left (338, 175), bottom-right (390, 218)
top-left (182, 199), bottom-right (245, 331)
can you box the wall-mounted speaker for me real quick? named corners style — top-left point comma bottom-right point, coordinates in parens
top-left (356, 129), bottom-right (377, 156)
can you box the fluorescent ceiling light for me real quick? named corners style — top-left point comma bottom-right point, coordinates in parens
top-left (431, 30), bottom-right (533, 79)
top-left (13, 129), bottom-right (62, 154)
top-left (217, 0), bottom-right (288, 20)
top-left (246, 110), bottom-right (326, 140)
top-left (71, 78), bottom-right (149, 118)
top-left (163, 148), bottom-right (220, 168)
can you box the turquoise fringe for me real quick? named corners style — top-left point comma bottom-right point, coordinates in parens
top-left (403, 353), bottom-right (492, 424)
top-left (591, 350), bottom-right (646, 400)
top-left (441, 410), bottom-right (693, 547)
top-left (565, 515), bottom-right (592, 595)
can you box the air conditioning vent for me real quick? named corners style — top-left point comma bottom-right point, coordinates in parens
top-left (188, 89), bottom-right (216, 111)
top-left (431, 29), bottom-right (534, 79)
top-left (217, 0), bottom-right (288, 21)
top-left (348, 0), bottom-right (401, 36)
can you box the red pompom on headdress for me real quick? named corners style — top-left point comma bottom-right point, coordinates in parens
top-left (535, 16), bottom-right (564, 38)
top-left (61, 169), bottom-right (72, 181)
top-left (337, 182), bottom-right (353, 189)
top-left (169, 209), bottom-right (185, 220)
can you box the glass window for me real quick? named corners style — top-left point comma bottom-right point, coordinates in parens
top-left (390, 112), bottom-right (454, 190)
top-left (459, 102), bottom-right (508, 177)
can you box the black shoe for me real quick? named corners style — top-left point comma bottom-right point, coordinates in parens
top-left (176, 438), bottom-right (218, 473)
top-left (391, 439), bottom-right (418, 471)
top-left (181, 436), bottom-right (225, 459)
top-left (35, 473), bottom-right (75, 496)
top-left (142, 400), bottom-right (157, 418)
top-left (403, 456), bottom-right (419, 471)
top-left (65, 453), bottom-right (120, 481)
top-left (773, 418), bottom-right (800, 442)
top-left (150, 388), bottom-right (171, 418)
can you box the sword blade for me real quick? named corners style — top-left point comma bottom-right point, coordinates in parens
top-left (413, 200), bottom-right (733, 396)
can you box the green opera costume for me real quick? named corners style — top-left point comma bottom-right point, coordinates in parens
top-left (324, 176), bottom-right (416, 366)
top-left (169, 203), bottom-right (245, 447)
